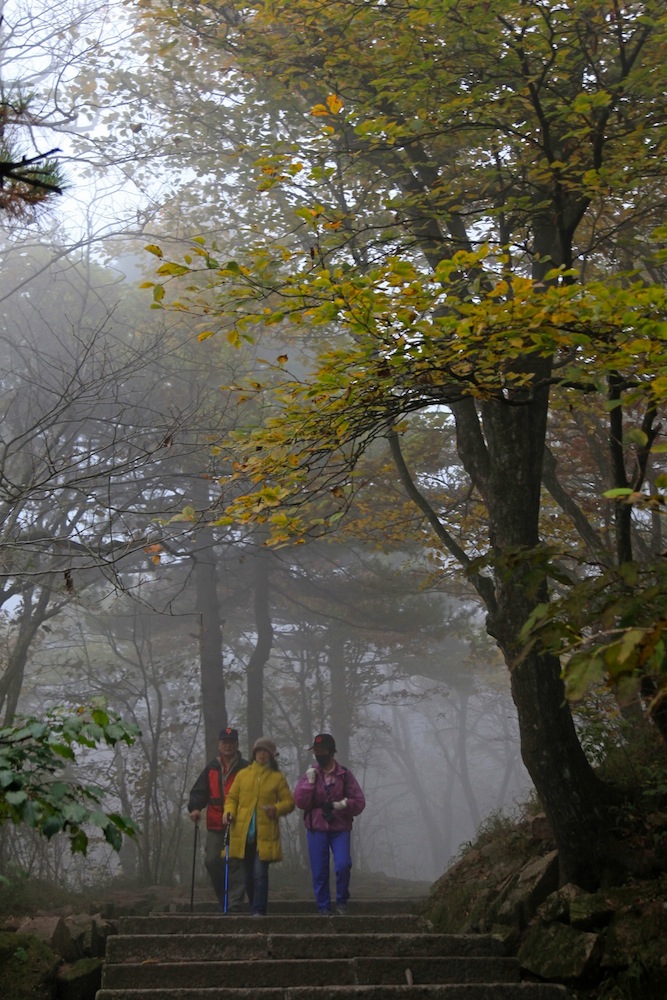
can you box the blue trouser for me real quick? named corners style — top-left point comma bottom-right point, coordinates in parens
top-left (306, 829), bottom-right (352, 912)
top-left (244, 840), bottom-right (270, 915)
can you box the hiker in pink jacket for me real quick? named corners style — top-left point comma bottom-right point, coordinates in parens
top-left (293, 733), bottom-right (366, 915)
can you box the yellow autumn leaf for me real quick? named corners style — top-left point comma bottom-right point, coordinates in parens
top-left (311, 94), bottom-right (343, 116)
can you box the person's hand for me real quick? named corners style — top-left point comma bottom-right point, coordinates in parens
top-left (190, 810), bottom-right (201, 824)
top-left (306, 766), bottom-right (317, 784)
top-left (262, 805), bottom-right (277, 819)
top-left (222, 812), bottom-right (233, 826)
top-left (332, 798), bottom-right (348, 811)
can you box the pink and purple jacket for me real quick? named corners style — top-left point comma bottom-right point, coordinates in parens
top-left (293, 760), bottom-right (366, 833)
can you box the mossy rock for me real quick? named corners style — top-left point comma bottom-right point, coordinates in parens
top-left (603, 896), bottom-right (667, 971)
top-left (56, 957), bottom-right (103, 1000)
top-left (519, 919), bottom-right (603, 984)
top-left (0, 931), bottom-right (60, 999)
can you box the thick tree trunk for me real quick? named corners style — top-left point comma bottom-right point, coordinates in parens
top-left (453, 378), bottom-right (618, 888)
top-left (505, 628), bottom-right (616, 888)
top-left (193, 533), bottom-right (228, 760)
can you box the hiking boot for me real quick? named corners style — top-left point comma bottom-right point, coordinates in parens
top-left (334, 904), bottom-right (348, 916)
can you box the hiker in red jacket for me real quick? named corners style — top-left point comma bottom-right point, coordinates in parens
top-left (293, 733), bottom-right (366, 915)
top-left (188, 727), bottom-right (248, 911)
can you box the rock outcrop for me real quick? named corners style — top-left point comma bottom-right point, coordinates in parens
top-left (424, 814), bottom-right (667, 997)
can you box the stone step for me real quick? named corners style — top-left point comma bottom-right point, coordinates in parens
top-left (101, 956), bottom-right (521, 989)
top-left (174, 898), bottom-right (425, 915)
top-left (96, 985), bottom-right (571, 999)
top-left (118, 914), bottom-right (438, 937)
top-left (96, 898), bottom-right (573, 1000)
top-left (106, 932), bottom-right (505, 964)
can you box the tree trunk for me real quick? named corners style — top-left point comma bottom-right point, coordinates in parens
top-left (453, 377), bottom-right (618, 888)
top-left (193, 532), bottom-right (227, 759)
top-left (511, 647), bottom-right (616, 887)
top-left (454, 691), bottom-right (481, 833)
top-left (0, 584), bottom-right (53, 724)
top-left (327, 627), bottom-right (351, 762)
top-left (246, 547), bottom-right (273, 746)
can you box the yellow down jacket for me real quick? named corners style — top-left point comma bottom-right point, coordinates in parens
top-left (224, 760), bottom-right (295, 862)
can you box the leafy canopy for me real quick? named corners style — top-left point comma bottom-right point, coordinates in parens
top-left (144, 1), bottom-right (667, 702)
top-left (145, 251), bottom-right (667, 541)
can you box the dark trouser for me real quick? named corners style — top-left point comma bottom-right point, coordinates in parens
top-left (243, 840), bottom-right (270, 915)
top-left (204, 829), bottom-right (246, 912)
top-left (306, 829), bottom-right (352, 912)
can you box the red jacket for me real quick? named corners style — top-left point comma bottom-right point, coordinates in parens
top-left (187, 753), bottom-right (248, 831)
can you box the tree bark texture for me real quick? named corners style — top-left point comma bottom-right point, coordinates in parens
top-left (246, 547), bottom-right (273, 748)
top-left (453, 379), bottom-right (617, 887)
top-left (193, 533), bottom-right (227, 760)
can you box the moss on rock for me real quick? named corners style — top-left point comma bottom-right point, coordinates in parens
top-left (0, 931), bottom-right (60, 1000)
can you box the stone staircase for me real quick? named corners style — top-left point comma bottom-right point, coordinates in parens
top-left (95, 898), bottom-right (572, 999)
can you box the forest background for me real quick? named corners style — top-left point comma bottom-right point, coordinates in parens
top-left (1, 0), bottom-right (667, 896)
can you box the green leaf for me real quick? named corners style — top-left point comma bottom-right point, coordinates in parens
top-left (603, 488), bottom-right (634, 498)
top-left (104, 825), bottom-right (123, 850)
top-left (21, 800), bottom-right (39, 827)
top-left (62, 803), bottom-right (88, 825)
top-left (70, 829), bottom-right (89, 854)
top-left (5, 790), bottom-right (28, 805)
top-left (42, 816), bottom-right (63, 838)
top-left (624, 428), bottom-right (649, 447)
top-left (48, 782), bottom-right (70, 801)
top-left (613, 628), bottom-right (647, 668)
top-left (564, 655), bottom-right (605, 701)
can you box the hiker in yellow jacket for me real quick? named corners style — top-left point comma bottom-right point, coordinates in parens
top-left (223, 737), bottom-right (295, 915)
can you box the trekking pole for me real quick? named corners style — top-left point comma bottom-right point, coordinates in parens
top-left (190, 819), bottom-right (199, 914)
top-left (223, 820), bottom-right (231, 914)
